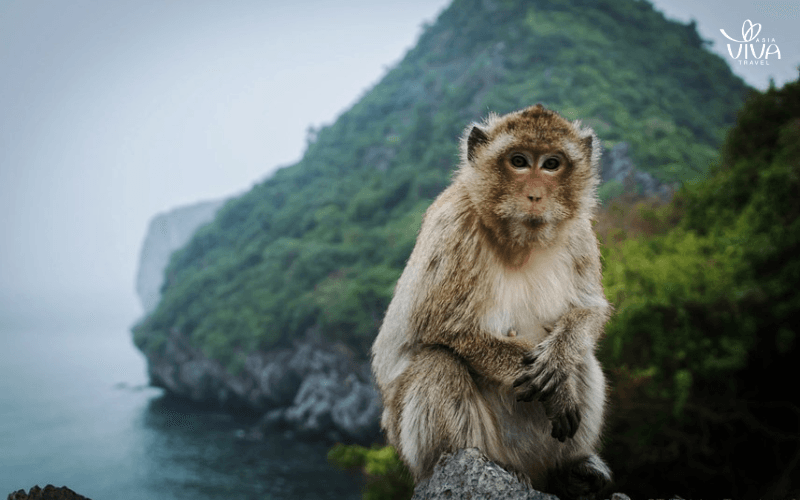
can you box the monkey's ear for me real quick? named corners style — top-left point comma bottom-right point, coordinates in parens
top-left (582, 134), bottom-right (593, 155)
top-left (467, 126), bottom-right (490, 162)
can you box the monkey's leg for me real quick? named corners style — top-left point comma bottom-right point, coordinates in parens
top-left (548, 454), bottom-right (612, 500)
top-left (392, 345), bottom-right (501, 481)
top-left (514, 307), bottom-right (607, 441)
top-left (548, 354), bottom-right (611, 500)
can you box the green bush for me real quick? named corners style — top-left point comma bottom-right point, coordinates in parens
top-left (328, 444), bottom-right (413, 500)
top-left (599, 78), bottom-right (800, 498)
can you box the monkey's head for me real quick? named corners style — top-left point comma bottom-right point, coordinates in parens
top-left (458, 104), bottom-right (601, 249)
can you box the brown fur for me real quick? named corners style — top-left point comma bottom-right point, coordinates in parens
top-left (371, 105), bottom-right (612, 499)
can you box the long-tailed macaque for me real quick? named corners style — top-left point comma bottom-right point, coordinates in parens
top-left (371, 105), bottom-right (612, 499)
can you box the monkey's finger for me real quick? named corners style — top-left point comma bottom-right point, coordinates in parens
top-left (551, 419), bottom-right (562, 441)
top-left (562, 414), bottom-right (574, 441)
top-left (522, 351), bottom-right (540, 364)
top-left (517, 385), bottom-right (539, 402)
top-left (513, 380), bottom-right (535, 401)
top-left (535, 380), bottom-right (558, 402)
top-left (570, 410), bottom-right (581, 437)
top-left (513, 374), bottom-right (532, 388)
top-left (517, 382), bottom-right (539, 403)
top-left (567, 410), bottom-right (581, 439)
top-left (526, 367), bottom-right (547, 387)
top-left (535, 370), bottom-right (565, 401)
top-left (518, 393), bottom-right (534, 403)
top-left (551, 418), bottom-right (568, 443)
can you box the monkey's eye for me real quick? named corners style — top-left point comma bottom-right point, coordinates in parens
top-left (510, 154), bottom-right (529, 169)
top-left (542, 157), bottom-right (560, 170)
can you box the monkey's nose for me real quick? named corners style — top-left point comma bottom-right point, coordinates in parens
top-left (528, 195), bottom-right (542, 202)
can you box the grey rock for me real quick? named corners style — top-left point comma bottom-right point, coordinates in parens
top-left (143, 332), bottom-right (382, 443)
top-left (413, 449), bottom-right (630, 500)
top-left (257, 353), bottom-right (304, 407)
top-left (178, 359), bottom-right (216, 401)
top-left (284, 373), bottom-right (348, 435)
top-left (600, 142), bottom-right (674, 201)
top-left (412, 448), bottom-right (558, 500)
top-left (287, 342), bottom-right (344, 375)
top-left (601, 142), bottom-right (636, 185)
top-left (331, 374), bottom-right (382, 441)
top-left (8, 485), bottom-right (91, 500)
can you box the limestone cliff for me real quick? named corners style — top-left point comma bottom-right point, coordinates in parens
top-left (600, 142), bottom-right (675, 201)
top-left (136, 199), bottom-right (225, 313)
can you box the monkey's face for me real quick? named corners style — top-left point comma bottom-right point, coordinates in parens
top-left (491, 145), bottom-right (576, 246)
top-left (462, 108), bottom-right (597, 249)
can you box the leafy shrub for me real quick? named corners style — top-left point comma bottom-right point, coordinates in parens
top-left (599, 79), bottom-right (800, 499)
top-left (328, 444), bottom-right (413, 500)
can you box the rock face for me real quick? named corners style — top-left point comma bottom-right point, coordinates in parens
top-left (144, 328), bottom-right (381, 444)
top-left (600, 142), bottom-right (674, 201)
top-left (412, 448), bottom-right (559, 500)
top-left (412, 449), bottom-right (633, 500)
top-left (136, 199), bottom-right (382, 444)
top-left (136, 199), bottom-right (225, 313)
top-left (7, 485), bottom-right (91, 500)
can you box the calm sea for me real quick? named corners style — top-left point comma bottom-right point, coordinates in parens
top-left (0, 313), bottom-right (363, 500)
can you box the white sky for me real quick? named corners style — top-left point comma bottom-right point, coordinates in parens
top-left (0, 0), bottom-right (797, 324)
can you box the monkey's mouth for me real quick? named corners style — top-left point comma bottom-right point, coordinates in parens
top-left (522, 216), bottom-right (546, 230)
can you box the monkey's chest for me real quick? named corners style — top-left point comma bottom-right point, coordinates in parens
top-left (480, 257), bottom-right (575, 344)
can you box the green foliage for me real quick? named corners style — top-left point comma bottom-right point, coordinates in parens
top-left (601, 229), bottom-right (754, 412)
top-left (133, 0), bottom-right (749, 371)
top-left (598, 179), bottom-right (625, 203)
top-left (602, 77), bottom-right (800, 416)
top-left (599, 79), bottom-right (800, 498)
top-left (328, 444), bottom-right (413, 500)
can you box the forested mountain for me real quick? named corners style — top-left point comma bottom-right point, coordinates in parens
top-left (133, 0), bottom-right (749, 367)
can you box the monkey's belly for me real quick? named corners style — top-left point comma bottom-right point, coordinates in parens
top-left (481, 312), bottom-right (552, 344)
top-left (473, 388), bottom-right (586, 486)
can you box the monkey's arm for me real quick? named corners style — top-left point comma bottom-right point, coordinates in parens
top-left (410, 267), bottom-right (539, 387)
top-left (520, 304), bottom-right (609, 375)
top-left (513, 274), bottom-right (610, 441)
top-left (420, 324), bottom-right (538, 385)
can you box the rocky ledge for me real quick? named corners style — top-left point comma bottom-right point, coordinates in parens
top-left (144, 329), bottom-right (381, 444)
top-left (413, 448), bottom-right (634, 500)
top-left (7, 485), bottom-right (91, 500)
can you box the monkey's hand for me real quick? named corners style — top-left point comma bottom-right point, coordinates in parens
top-left (512, 343), bottom-right (582, 442)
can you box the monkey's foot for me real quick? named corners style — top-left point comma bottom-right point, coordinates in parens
top-left (512, 348), bottom-right (581, 442)
top-left (550, 454), bottom-right (612, 500)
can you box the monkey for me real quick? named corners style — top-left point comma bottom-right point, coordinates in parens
top-left (371, 104), bottom-right (612, 499)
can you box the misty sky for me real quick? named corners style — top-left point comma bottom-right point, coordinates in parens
top-left (0, 0), bottom-right (798, 323)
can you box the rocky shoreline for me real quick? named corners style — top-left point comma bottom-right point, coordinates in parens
top-left (143, 329), bottom-right (382, 444)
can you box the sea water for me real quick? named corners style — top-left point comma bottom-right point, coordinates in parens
top-left (0, 312), bottom-right (362, 500)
